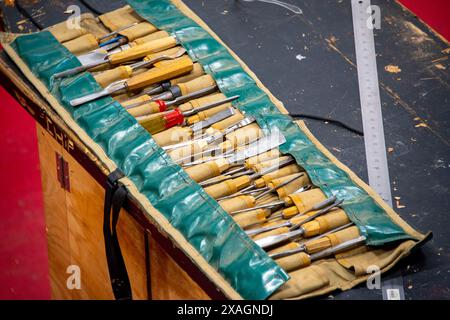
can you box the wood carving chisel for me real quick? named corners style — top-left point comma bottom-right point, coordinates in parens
top-left (254, 199), bottom-right (344, 249)
top-left (69, 55), bottom-right (194, 107)
top-left (54, 36), bottom-right (178, 79)
top-left (94, 47), bottom-right (187, 87)
top-left (138, 95), bottom-right (240, 135)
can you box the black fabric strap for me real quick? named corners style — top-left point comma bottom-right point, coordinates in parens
top-left (103, 169), bottom-right (133, 300)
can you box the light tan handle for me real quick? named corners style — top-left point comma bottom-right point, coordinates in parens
top-left (302, 209), bottom-right (350, 238)
top-left (121, 95), bottom-right (152, 107)
top-left (177, 74), bottom-right (216, 95)
top-left (126, 55), bottom-right (193, 91)
top-left (233, 209), bottom-right (268, 228)
top-left (252, 156), bottom-right (291, 173)
top-left (225, 123), bottom-right (263, 148)
top-left (276, 252), bottom-right (311, 272)
top-left (211, 111), bottom-right (244, 131)
top-left (109, 36), bottom-right (177, 65)
top-left (63, 34), bottom-right (98, 55)
top-left (48, 22), bottom-right (87, 42)
top-left (252, 227), bottom-right (290, 241)
top-left (94, 66), bottom-right (133, 88)
top-left (131, 30), bottom-right (170, 46)
top-left (253, 164), bottom-right (301, 188)
top-left (119, 22), bottom-right (158, 41)
top-left (185, 159), bottom-right (230, 183)
top-left (245, 149), bottom-right (282, 169)
top-left (186, 105), bottom-right (231, 125)
top-left (127, 102), bottom-right (160, 117)
top-left (268, 242), bottom-right (300, 255)
top-left (220, 196), bottom-right (256, 213)
top-left (170, 63), bottom-right (205, 85)
top-left (168, 141), bottom-right (208, 162)
top-left (288, 189), bottom-right (327, 213)
top-left (178, 93), bottom-right (226, 112)
top-left (152, 127), bottom-right (193, 146)
top-left (204, 175), bottom-right (251, 199)
top-left (281, 206), bottom-right (299, 219)
top-left (305, 226), bottom-right (360, 254)
top-left (271, 174), bottom-right (310, 198)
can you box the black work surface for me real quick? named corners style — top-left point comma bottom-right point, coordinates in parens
top-left (1, 0), bottom-right (449, 300)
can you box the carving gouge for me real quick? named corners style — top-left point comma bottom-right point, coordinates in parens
top-left (217, 172), bottom-right (304, 202)
top-left (254, 199), bottom-right (344, 249)
top-left (79, 30), bottom-right (171, 64)
top-left (162, 107), bottom-right (236, 151)
top-left (269, 223), bottom-right (354, 259)
top-left (271, 234), bottom-right (366, 272)
top-left (127, 86), bottom-right (217, 115)
top-left (199, 157), bottom-right (295, 187)
top-left (248, 201), bottom-right (348, 238)
top-left (69, 55), bottom-right (194, 107)
top-left (124, 74), bottom-right (216, 110)
top-left (175, 117), bottom-right (258, 165)
top-left (185, 133), bottom-right (287, 183)
top-left (122, 63), bottom-right (205, 100)
top-left (94, 47), bottom-right (187, 88)
top-left (54, 36), bottom-right (178, 79)
top-left (138, 95), bottom-right (240, 135)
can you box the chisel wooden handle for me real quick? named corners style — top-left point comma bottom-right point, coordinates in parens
top-left (268, 242), bottom-right (300, 255)
top-left (204, 175), bottom-right (252, 199)
top-left (187, 105), bottom-right (231, 125)
top-left (185, 159), bottom-right (230, 182)
top-left (152, 127), bottom-right (193, 146)
top-left (210, 111), bottom-right (244, 131)
top-left (128, 101), bottom-right (161, 117)
top-left (109, 36), bottom-right (177, 65)
top-left (269, 173), bottom-right (310, 198)
top-left (280, 206), bottom-right (300, 219)
top-left (302, 209), bottom-right (350, 238)
top-left (119, 22), bottom-right (157, 41)
top-left (178, 93), bottom-right (226, 112)
top-left (168, 141), bottom-right (208, 162)
top-left (253, 164), bottom-right (301, 188)
top-left (131, 30), bottom-right (170, 46)
top-left (304, 226), bottom-right (360, 254)
top-left (126, 55), bottom-right (193, 91)
top-left (245, 149), bottom-right (282, 169)
top-left (220, 196), bottom-right (256, 213)
top-left (63, 34), bottom-right (98, 55)
top-left (233, 209), bottom-right (269, 228)
top-left (288, 189), bottom-right (327, 213)
top-left (252, 156), bottom-right (291, 173)
top-left (170, 63), bottom-right (205, 85)
top-left (176, 74), bottom-right (216, 96)
top-left (95, 66), bottom-right (133, 88)
top-left (122, 95), bottom-right (152, 107)
top-left (276, 252), bottom-right (311, 272)
top-left (225, 123), bottom-right (263, 148)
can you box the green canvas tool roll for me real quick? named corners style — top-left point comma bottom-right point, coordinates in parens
top-left (1, 0), bottom-right (428, 300)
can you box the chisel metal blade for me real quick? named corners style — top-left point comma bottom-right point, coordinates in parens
top-left (255, 228), bottom-right (305, 250)
top-left (69, 80), bottom-right (127, 107)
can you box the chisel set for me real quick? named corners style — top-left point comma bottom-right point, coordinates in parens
top-left (1, 1), bottom-right (426, 300)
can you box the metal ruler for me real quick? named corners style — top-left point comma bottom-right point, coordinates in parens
top-left (351, 0), bottom-right (405, 300)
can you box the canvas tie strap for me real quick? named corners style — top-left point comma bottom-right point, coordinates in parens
top-left (103, 169), bottom-right (133, 300)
